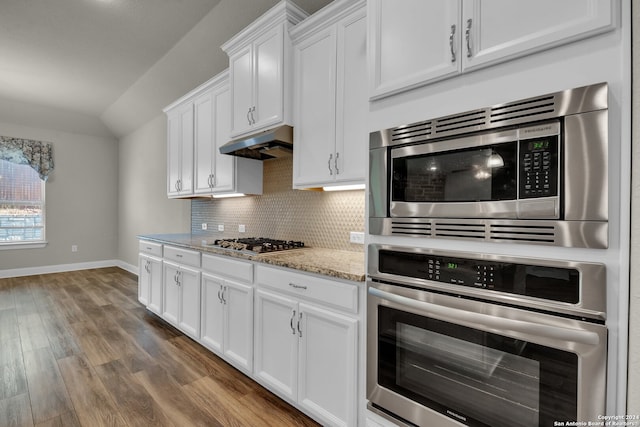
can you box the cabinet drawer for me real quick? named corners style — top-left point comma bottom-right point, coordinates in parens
top-left (202, 253), bottom-right (254, 283)
top-left (139, 240), bottom-right (163, 257)
top-left (164, 245), bottom-right (201, 268)
top-left (256, 265), bottom-right (357, 314)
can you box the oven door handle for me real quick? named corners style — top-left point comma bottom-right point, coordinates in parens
top-left (369, 287), bottom-right (601, 346)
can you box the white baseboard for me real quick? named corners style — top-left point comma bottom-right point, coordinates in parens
top-left (116, 260), bottom-right (138, 276)
top-left (0, 259), bottom-right (139, 279)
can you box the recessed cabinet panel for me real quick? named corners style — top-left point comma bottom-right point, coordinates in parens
top-left (194, 91), bottom-right (215, 194)
top-left (230, 46), bottom-right (254, 137)
top-left (212, 88), bottom-right (234, 192)
top-left (223, 281), bottom-right (253, 372)
top-left (463, 0), bottom-right (616, 70)
top-left (254, 289), bottom-right (298, 400)
top-left (368, 0), bottom-right (461, 99)
top-left (293, 28), bottom-right (337, 186)
top-left (201, 273), bottom-right (225, 354)
top-left (254, 27), bottom-right (285, 130)
top-left (335, 11), bottom-right (367, 184)
top-left (298, 303), bottom-right (357, 427)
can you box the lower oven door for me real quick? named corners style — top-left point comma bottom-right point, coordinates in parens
top-left (367, 281), bottom-right (607, 427)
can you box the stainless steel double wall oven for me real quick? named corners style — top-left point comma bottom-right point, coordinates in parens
top-left (366, 83), bottom-right (610, 427)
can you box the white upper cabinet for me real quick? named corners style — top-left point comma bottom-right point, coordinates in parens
top-left (368, 0), bottom-right (617, 100)
top-left (222, 1), bottom-right (307, 139)
top-left (164, 71), bottom-right (263, 198)
top-left (166, 102), bottom-right (194, 197)
top-left (368, 0), bottom-right (460, 101)
top-left (291, 0), bottom-right (367, 189)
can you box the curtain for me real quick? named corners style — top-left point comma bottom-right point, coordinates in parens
top-left (0, 136), bottom-right (54, 181)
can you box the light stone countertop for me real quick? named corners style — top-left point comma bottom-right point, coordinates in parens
top-left (138, 233), bottom-right (365, 282)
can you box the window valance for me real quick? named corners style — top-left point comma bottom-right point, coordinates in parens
top-left (0, 136), bottom-right (54, 181)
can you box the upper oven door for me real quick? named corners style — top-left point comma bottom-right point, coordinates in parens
top-left (367, 281), bottom-right (607, 427)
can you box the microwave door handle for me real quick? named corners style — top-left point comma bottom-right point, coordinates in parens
top-left (368, 287), bottom-right (600, 346)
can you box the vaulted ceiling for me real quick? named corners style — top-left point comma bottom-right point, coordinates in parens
top-left (0, 0), bottom-right (332, 138)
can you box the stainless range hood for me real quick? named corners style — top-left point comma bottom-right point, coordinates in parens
top-left (219, 125), bottom-right (293, 160)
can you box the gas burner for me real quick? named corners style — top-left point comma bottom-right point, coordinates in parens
top-left (212, 237), bottom-right (305, 253)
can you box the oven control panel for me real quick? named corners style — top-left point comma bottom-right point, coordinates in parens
top-left (378, 249), bottom-right (579, 304)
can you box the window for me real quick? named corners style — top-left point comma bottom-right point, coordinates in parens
top-left (0, 158), bottom-right (46, 245)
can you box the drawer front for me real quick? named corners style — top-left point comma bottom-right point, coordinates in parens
top-left (164, 245), bottom-right (201, 268)
top-left (256, 265), bottom-right (357, 314)
top-left (202, 253), bottom-right (254, 283)
top-left (139, 240), bottom-right (163, 257)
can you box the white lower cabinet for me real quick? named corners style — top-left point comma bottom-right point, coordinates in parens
top-left (138, 240), bottom-right (163, 315)
top-left (162, 260), bottom-right (201, 340)
top-left (138, 253), bottom-right (162, 310)
top-left (255, 265), bottom-right (358, 427)
top-left (201, 272), bottom-right (253, 374)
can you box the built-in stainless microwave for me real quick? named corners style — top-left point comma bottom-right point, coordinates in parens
top-left (369, 83), bottom-right (608, 248)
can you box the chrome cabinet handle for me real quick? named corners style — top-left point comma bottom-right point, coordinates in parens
top-left (290, 310), bottom-right (297, 335)
top-left (449, 24), bottom-right (456, 62)
top-left (368, 287), bottom-right (600, 346)
top-left (328, 153), bottom-right (333, 175)
top-left (246, 107), bottom-right (252, 125)
top-left (289, 283), bottom-right (307, 290)
top-left (335, 152), bottom-right (340, 175)
top-left (221, 286), bottom-right (227, 305)
top-left (297, 311), bottom-right (303, 337)
top-left (250, 106), bottom-right (256, 125)
top-left (465, 19), bottom-right (473, 58)
top-left (174, 271), bottom-right (181, 285)
top-left (217, 285), bottom-right (223, 303)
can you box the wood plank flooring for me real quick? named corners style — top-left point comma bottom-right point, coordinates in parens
top-left (0, 268), bottom-right (320, 427)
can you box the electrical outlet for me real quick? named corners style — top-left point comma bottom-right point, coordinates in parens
top-left (218, 224), bottom-right (224, 232)
top-left (349, 232), bottom-right (365, 244)
top-left (201, 223), bottom-right (207, 230)
top-left (71, 245), bottom-right (78, 252)
top-left (238, 224), bottom-right (246, 233)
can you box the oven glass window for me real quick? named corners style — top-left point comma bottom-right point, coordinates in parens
top-left (391, 142), bottom-right (517, 203)
top-left (378, 306), bottom-right (578, 427)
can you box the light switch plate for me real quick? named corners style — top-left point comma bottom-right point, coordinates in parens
top-left (238, 224), bottom-right (246, 233)
top-left (218, 224), bottom-right (224, 232)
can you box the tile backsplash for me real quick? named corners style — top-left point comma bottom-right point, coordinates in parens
top-left (191, 157), bottom-right (365, 252)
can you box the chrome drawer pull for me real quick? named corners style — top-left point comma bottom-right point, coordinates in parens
top-left (289, 283), bottom-right (307, 290)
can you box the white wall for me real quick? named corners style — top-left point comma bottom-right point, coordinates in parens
top-left (0, 117), bottom-right (118, 273)
top-left (117, 115), bottom-right (190, 269)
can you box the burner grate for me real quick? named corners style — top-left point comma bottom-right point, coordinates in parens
top-left (212, 237), bottom-right (305, 253)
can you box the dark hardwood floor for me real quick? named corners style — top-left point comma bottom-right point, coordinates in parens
top-left (0, 267), bottom-right (321, 427)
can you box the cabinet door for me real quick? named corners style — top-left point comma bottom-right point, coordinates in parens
top-left (297, 303), bottom-right (357, 427)
top-left (147, 257), bottom-right (163, 315)
top-left (223, 280), bottom-right (253, 373)
top-left (254, 289), bottom-right (298, 401)
top-left (254, 25), bottom-right (285, 131)
top-left (178, 266), bottom-right (201, 340)
top-left (179, 105), bottom-right (194, 195)
top-left (229, 45), bottom-right (254, 137)
top-left (462, 0), bottom-right (615, 71)
top-left (201, 273), bottom-right (225, 354)
top-left (293, 26), bottom-right (337, 187)
top-left (138, 254), bottom-right (151, 306)
top-left (193, 90), bottom-right (215, 194)
top-left (212, 86), bottom-right (235, 193)
top-left (166, 103), bottom-right (194, 197)
top-left (166, 109), bottom-right (182, 197)
top-left (162, 262), bottom-right (181, 326)
top-left (335, 10), bottom-right (367, 185)
top-left (368, 0), bottom-right (461, 100)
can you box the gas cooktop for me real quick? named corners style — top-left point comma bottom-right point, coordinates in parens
top-left (210, 237), bottom-right (305, 254)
